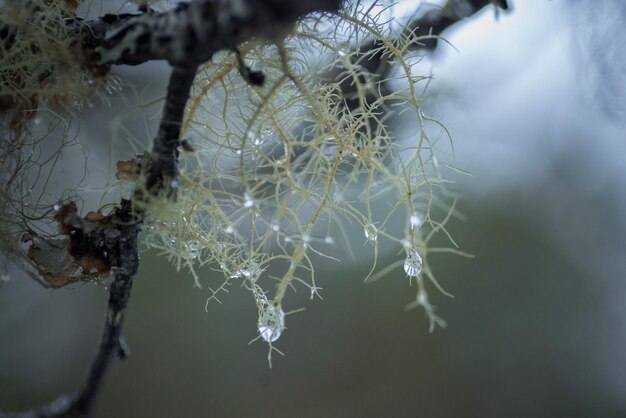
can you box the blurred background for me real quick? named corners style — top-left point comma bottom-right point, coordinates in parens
top-left (1, 0), bottom-right (626, 416)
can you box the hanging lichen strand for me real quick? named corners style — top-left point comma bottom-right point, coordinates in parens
top-left (139, 1), bottom-right (457, 356)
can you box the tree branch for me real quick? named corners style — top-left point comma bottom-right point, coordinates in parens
top-left (141, 65), bottom-right (198, 198)
top-left (80, 0), bottom-right (341, 68)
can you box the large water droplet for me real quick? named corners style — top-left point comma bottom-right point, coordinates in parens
top-left (403, 250), bottom-right (423, 277)
top-left (258, 303), bottom-right (285, 343)
top-left (364, 223), bottom-right (378, 242)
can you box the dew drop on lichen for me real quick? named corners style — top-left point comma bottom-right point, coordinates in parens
top-left (258, 303), bottom-right (285, 343)
top-left (243, 193), bottom-right (254, 208)
top-left (364, 223), bottom-right (378, 242)
top-left (403, 250), bottom-right (423, 277)
top-left (231, 265), bottom-right (261, 282)
top-left (410, 213), bottom-right (421, 228)
top-left (185, 241), bottom-right (199, 259)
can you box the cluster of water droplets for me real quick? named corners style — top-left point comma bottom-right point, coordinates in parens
top-left (230, 263), bottom-right (262, 283)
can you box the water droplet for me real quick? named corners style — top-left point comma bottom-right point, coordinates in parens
top-left (403, 250), bottom-right (423, 277)
top-left (302, 234), bottom-right (310, 243)
top-left (236, 149), bottom-right (242, 155)
top-left (185, 241), bottom-right (199, 259)
top-left (364, 223), bottom-right (378, 241)
top-left (243, 193), bottom-right (254, 208)
top-left (170, 237), bottom-right (177, 246)
top-left (271, 224), bottom-right (280, 232)
top-left (246, 130), bottom-right (257, 141)
top-left (337, 50), bottom-right (347, 57)
top-left (170, 179), bottom-right (180, 189)
top-left (32, 116), bottom-right (42, 126)
top-left (53, 203), bottom-right (61, 211)
top-left (224, 225), bottom-right (234, 234)
top-left (410, 213), bottom-right (421, 229)
top-left (254, 290), bottom-right (268, 305)
top-left (324, 236), bottom-right (334, 244)
top-left (0, 274), bottom-right (10, 283)
top-left (258, 303), bottom-right (285, 343)
top-left (262, 127), bottom-right (273, 139)
top-left (231, 265), bottom-right (261, 282)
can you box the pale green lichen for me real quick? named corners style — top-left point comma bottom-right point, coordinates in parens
top-left (138, 1), bottom-right (460, 355)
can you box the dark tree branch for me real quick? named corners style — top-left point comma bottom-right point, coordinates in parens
top-left (79, 0), bottom-right (341, 68)
top-left (141, 65), bottom-right (198, 198)
top-left (336, 0), bottom-right (509, 112)
top-left (407, 0), bottom-right (509, 51)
